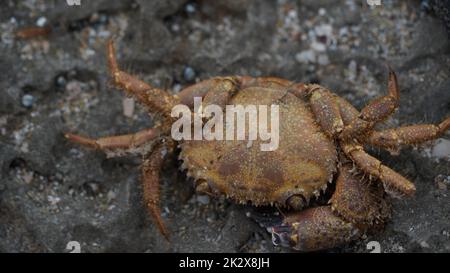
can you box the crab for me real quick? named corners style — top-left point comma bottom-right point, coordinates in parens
top-left (65, 40), bottom-right (450, 251)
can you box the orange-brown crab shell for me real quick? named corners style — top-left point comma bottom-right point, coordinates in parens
top-left (179, 84), bottom-right (338, 206)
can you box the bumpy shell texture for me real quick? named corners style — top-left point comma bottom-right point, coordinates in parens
top-left (180, 85), bottom-right (338, 206)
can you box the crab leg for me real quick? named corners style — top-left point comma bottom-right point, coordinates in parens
top-left (176, 76), bottom-right (249, 110)
top-left (272, 163), bottom-right (390, 252)
top-left (334, 96), bottom-right (360, 126)
top-left (341, 143), bottom-right (416, 198)
top-left (176, 76), bottom-right (298, 110)
top-left (142, 144), bottom-right (170, 240)
top-left (176, 79), bottom-right (219, 108)
top-left (241, 76), bottom-right (293, 90)
top-left (202, 77), bottom-right (242, 107)
top-left (340, 69), bottom-right (400, 139)
top-left (176, 76), bottom-right (303, 111)
top-left (365, 117), bottom-right (450, 151)
top-left (107, 39), bottom-right (178, 115)
top-left (360, 69), bottom-right (400, 121)
top-left (271, 206), bottom-right (360, 252)
top-left (64, 128), bottom-right (159, 152)
top-left (329, 163), bottom-right (390, 227)
top-left (308, 85), bottom-right (344, 137)
top-left (333, 94), bottom-right (450, 152)
top-left (308, 74), bottom-right (417, 198)
top-left (302, 85), bottom-right (360, 128)
top-left (301, 84), bottom-right (366, 138)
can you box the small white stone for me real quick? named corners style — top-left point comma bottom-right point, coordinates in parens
top-left (122, 97), bottom-right (135, 118)
top-left (185, 3), bottom-right (196, 14)
top-left (311, 41), bottom-right (327, 52)
top-left (171, 24), bottom-right (180, 32)
top-left (97, 30), bottom-right (110, 38)
top-left (339, 27), bottom-right (349, 37)
top-left (84, 48), bottom-right (95, 57)
top-left (66, 81), bottom-right (82, 93)
top-left (196, 195), bottom-right (210, 205)
top-left (36, 17), bottom-right (47, 27)
top-left (348, 60), bottom-right (358, 81)
top-left (430, 139), bottom-right (450, 159)
top-left (107, 190), bottom-right (116, 202)
top-left (287, 9), bottom-right (297, 19)
top-left (22, 94), bottom-right (34, 107)
top-left (295, 50), bottom-right (316, 63)
top-left (23, 172), bottom-right (34, 184)
top-left (317, 54), bottom-right (330, 65)
top-left (318, 8), bottom-right (326, 16)
top-left (183, 66), bottom-right (196, 82)
top-left (314, 24), bottom-right (333, 37)
top-left (173, 83), bottom-right (182, 93)
top-left (48, 195), bottom-right (61, 205)
top-left (420, 241), bottom-right (430, 248)
top-left (20, 142), bottom-right (30, 153)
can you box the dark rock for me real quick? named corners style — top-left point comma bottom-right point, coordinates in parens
top-left (429, 0), bottom-right (450, 36)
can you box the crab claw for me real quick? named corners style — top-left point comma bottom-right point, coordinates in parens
top-left (271, 225), bottom-right (295, 248)
top-left (270, 206), bottom-right (361, 252)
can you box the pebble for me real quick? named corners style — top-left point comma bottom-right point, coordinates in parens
top-left (55, 75), bottom-right (67, 89)
top-left (196, 195), bottom-right (210, 205)
top-left (98, 14), bottom-right (109, 25)
top-left (314, 24), bottom-right (333, 38)
top-left (435, 175), bottom-right (450, 191)
top-left (317, 54), bottom-right (330, 65)
top-left (21, 94), bottom-right (34, 108)
top-left (430, 139), bottom-right (450, 159)
top-left (420, 0), bottom-right (430, 11)
top-left (183, 66), bottom-right (196, 82)
top-left (84, 181), bottom-right (100, 196)
top-left (339, 27), bottom-right (349, 37)
top-left (107, 190), bottom-right (116, 202)
top-left (122, 98), bottom-right (135, 118)
top-left (185, 3), bottom-right (197, 14)
top-left (20, 142), bottom-right (29, 153)
top-left (47, 195), bottom-right (61, 206)
top-left (65, 80), bottom-right (83, 93)
top-left (171, 24), bottom-right (180, 32)
top-left (23, 172), bottom-right (34, 184)
top-left (436, 180), bottom-right (447, 191)
top-left (97, 30), bottom-right (110, 38)
top-left (420, 241), bottom-right (430, 248)
top-left (68, 188), bottom-right (75, 196)
top-left (348, 60), bottom-right (358, 81)
top-left (311, 41), bottom-right (327, 52)
top-left (295, 50), bottom-right (316, 63)
top-left (173, 83), bottom-right (182, 93)
top-left (36, 17), bottom-right (47, 27)
top-left (318, 8), bottom-right (327, 16)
